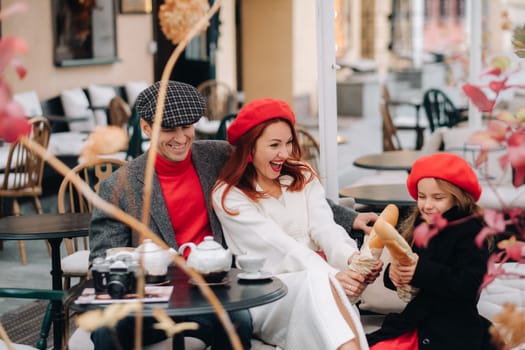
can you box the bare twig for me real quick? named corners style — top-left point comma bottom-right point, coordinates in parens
top-left (0, 323), bottom-right (15, 350)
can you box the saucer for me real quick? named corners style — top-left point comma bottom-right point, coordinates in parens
top-left (189, 277), bottom-right (230, 286)
top-left (237, 271), bottom-right (272, 281)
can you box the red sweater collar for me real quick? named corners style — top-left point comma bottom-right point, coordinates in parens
top-left (154, 150), bottom-right (192, 176)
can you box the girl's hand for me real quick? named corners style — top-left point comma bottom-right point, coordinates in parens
top-left (335, 269), bottom-right (366, 297)
top-left (389, 254), bottom-right (418, 287)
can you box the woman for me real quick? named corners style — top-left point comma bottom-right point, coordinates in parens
top-left (212, 98), bottom-right (381, 350)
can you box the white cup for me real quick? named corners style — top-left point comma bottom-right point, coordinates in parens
top-left (235, 255), bottom-right (266, 274)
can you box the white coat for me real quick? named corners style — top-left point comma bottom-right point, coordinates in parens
top-left (212, 175), bottom-right (369, 350)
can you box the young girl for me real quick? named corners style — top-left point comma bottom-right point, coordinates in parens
top-left (212, 98), bottom-right (381, 350)
top-left (367, 152), bottom-right (496, 350)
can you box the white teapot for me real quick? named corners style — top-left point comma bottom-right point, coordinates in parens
top-left (178, 237), bottom-right (232, 281)
top-left (135, 239), bottom-right (176, 278)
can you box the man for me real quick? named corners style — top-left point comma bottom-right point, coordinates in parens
top-left (89, 80), bottom-right (252, 350)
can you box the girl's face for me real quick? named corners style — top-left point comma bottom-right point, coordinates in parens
top-left (416, 178), bottom-right (455, 223)
top-left (141, 119), bottom-right (195, 162)
top-left (252, 121), bottom-right (293, 184)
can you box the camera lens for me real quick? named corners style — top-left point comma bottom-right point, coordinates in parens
top-left (107, 273), bottom-right (131, 299)
top-left (107, 280), bottom-right (127, 299)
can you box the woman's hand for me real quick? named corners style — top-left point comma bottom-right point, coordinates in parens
top-left (364, 260), bottom-right (384, 284)
top-left (389, 254), bottom-right (419, 287)
top-left (352, 212), bottom-right (378, 234)
top-left (335, 269), bottom-right (366, 297)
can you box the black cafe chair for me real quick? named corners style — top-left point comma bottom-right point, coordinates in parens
top-left (422, 88), bottom-right (468, 133)
top-left (214, 113), bottom-right (237, 140)
top-left (0, 288), bottom-right (66, 350)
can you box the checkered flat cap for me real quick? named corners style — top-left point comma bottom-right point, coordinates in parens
top-left (135, 81), bottom-right (206, 128)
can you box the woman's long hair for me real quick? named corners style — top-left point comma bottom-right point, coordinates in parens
top-left (401, 178), bottom-right (482, 244)
top-left (213, 118), bottom-right (315, 215)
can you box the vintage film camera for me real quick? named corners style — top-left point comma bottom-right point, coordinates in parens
top-left (91, 252), bottom-right (140, 299)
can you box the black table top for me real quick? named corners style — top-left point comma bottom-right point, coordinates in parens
top-left (353, 150), bottom-right (422, 172)
top-left (71, 267), bottom-right (287, 317)
top-left (0, 212), bottom-right (91, 240)
top-left (339, 183), bottom-right (415, 207)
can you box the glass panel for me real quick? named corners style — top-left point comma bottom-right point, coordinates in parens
top-left (53, 0), bottom-right (118, 67)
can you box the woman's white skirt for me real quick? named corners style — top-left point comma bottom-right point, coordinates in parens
top-left (250, 269), bottom-right (369, 350)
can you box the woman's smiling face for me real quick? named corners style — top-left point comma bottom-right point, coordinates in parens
top-left (252, 120), bottom-right (293, 184)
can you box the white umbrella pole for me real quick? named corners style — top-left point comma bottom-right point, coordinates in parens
top-left (316, 0), bottom-right (339, 201)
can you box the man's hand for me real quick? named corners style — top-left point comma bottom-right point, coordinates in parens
top-left (335, 269), bottom-right (367, 297)
top-left (352, 212), bottom-right (378, 234)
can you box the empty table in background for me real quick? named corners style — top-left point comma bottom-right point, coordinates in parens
top-left (353, 150), bottom-right (422, 172)
top-left (0, 212), bottom-right (91, 350)
top-left (339, 183), bottom-right (415, 208)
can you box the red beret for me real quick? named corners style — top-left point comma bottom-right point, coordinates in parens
top-left (407, 153), bottom-right (482, 201)
top-left (227, 98), bottom-right (295, 145)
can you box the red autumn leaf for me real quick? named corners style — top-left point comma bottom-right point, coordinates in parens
top-left (413, 213), bottom-right (448, 247)
top-left (462, 84), bottom-right (496, 112)
top-left (12, 58), bottom-right (27, 79)
top-left (0, 115), bottom-right (30, 142)
top-left (481, 67), bottom-right (502, 77)
top-left (507, 208), bottom-right (524, 221)
top-left (476, 209), bottom-right (507, 248)
top-left (468, 130), bottom-right (502, 148)
top-left (476, 227), bottom-right (497, 248)
top-left (479, 253), bottom-right (506, 292)
top-left (505, 241), bottom-right (525, 261)
top-left (486, 120), bottom-right (509, 142)
top-left (488, 78), bottom-right (508, 94)
top-left (0, 37), bottom-right (28, 74)
top-left (0, 80), bottom-right (12, 110)
top-left (484, 209), bottom-right (507, 231)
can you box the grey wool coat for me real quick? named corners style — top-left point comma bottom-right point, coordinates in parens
top-left (89, 140), bottom-right (232, 261)
top-left (89, 140), bottom-right (360, 262)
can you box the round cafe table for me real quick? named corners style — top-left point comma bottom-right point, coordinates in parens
top-left (0, 212), bottom-right (91, 350)
top-left (71, 267), bottom-right (287, 316)
top-left (339, 183), bottom-right (415, 208)
top-left (353, 150), bottom-right (422, 172)
top-left (71, 267), bottom-right (288, 350)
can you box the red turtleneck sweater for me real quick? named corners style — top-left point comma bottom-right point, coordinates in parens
top-left (154, 152), bottom-right (212, 249)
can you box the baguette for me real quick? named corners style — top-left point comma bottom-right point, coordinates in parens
top-left (373, 217), bottom-right (416, 266)
top-left (367, 204), bottom-right (399, 249)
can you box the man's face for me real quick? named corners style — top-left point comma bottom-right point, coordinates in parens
top-left (140, 119), bottom-right (195, 162)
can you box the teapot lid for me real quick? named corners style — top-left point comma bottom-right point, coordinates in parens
top-left (198, 236), bottom-right (222, 250)
top-left (136, 239), bottom-right (161, 253)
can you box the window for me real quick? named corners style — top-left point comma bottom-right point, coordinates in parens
top-left (53, 0), bottom-right (118, 67)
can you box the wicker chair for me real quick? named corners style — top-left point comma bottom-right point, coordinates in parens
top-left (295, 127), bottom-right (320, 173)
top-left (380, 102), bottom-right (403, 152)
top-left (108, 96), bottom-right (131, 128)
top-left (0, 117), bottom-right (51, 265)
top-left (381, 84), bottom-right (426, 149)
top-left (57, 158), bottom-right (127, 290)
top-left (196, 80), bottom-right (238, 121)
